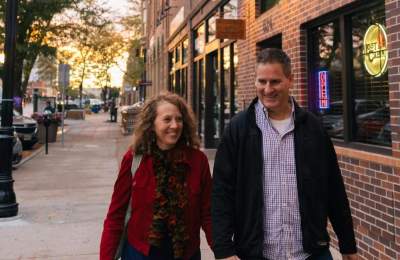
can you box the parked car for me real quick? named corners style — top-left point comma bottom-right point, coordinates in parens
top-left (12, 110), bottom-right (38, 150)
top-left (0, 105), bottom-right (39, 150)
top-left (320, 99), bottom-right (385, 138)
top-left (357, 105), bottom-right (391, 144)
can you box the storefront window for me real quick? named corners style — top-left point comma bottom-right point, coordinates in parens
top-left (233, 43), bottom-right (238, 114)
top-left (223, 46), bottom-right (231, 129)
top-left (310, 21), bottom-right (344, 139)
top-left (168, 39), bottom-right (188, 99)
top-left (223, 0), bottom-right (238, 18)
top-left (175, 45), bottom-right (181, 64)
top-left (182, 38), bottom-right (188, 64)
top-left (352, 6), bottom-right (389, 146)
top-left (193, 59), bottom-right (205, 138)
top-left (207, 14), bottom-right (217, 43)
top-left (260, 0), bottom-right (279, 14)
top-left (194, 24), bottom-right (205, 57)
top-left (181, 67), bottom-right (187, 99)
top-left (308, 2), bottom-right (390, 147)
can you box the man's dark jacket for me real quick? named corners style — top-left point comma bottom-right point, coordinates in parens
top-left (211, 98), bottom-right (357, 259)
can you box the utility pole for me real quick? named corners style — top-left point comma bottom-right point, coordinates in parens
top-left (0, 0), bottom-right (19, 218)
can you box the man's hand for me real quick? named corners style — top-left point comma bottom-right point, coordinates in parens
top-left (342, 254), bottom-right (358, 260)
top-left (217, 256), bottom-right (239, 260)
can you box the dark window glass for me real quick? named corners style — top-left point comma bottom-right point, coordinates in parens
top-left (182, 38), bottom-right (188, 64)
top-left (260, 0), bottom-right (279, 13)
top-left (175, 69), bottom-right (181, 95)
top-left (233, 43), bottom-right (238, 115)
top-left (223, 46), bottom-right (231, 129)
top-left (193, 59), bottom-right (206, 138)
top-left (181, 67), bottom-right (187, 99)
top-left (175, 45), bottom-right (180, 64)
top-left (168, 51), bottom-right (174, 91)
top-left (310, 21), bottom-right (344, 139)
top-left (352, 5), bottom-right (390, 146)
top-left (194, 24), bottom-right (205, 56)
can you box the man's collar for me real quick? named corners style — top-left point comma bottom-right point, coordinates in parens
top-left (256, 97), bottom-right (295, 120)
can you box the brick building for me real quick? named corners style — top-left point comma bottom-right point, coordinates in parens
top-left (145, 0), bottom-right (400, 259)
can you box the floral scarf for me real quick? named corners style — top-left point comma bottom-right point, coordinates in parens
top-left (148, 143), bottom-right (189, 258)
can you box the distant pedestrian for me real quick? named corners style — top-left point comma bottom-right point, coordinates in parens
top-left (110, 98), bottom-right (118, 122)
top-left (211, 48), bottom-right (357, 260)
top-left (100, 92), bottom-right (213, 260)
top-left (43, 101), bottom-right (55, 114)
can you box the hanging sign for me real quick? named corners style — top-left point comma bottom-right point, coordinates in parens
top-left (318, 70), bottom-right (329, 109)
top-left (216, 19), bottom-right (246, 40)
top-left (363, 23), bottom-right (388, 77)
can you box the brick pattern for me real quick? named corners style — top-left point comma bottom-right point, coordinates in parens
top-left (329, 155), bottom-right (400, 259)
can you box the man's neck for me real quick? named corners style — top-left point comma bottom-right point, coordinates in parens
top-left (268, 103), bottom-right (292, 120)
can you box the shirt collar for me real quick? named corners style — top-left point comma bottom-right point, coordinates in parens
top-left (256, 97), bottom-right (296, 121)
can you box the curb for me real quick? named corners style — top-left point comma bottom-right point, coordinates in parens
top-left (13, 124), bottom-right (71, 168)
top-left (14, 145), bottom-right (44, 168)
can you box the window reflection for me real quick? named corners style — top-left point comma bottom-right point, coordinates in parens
top-left (207, 15), bottom-right (217, 43)
top-left (182, 38), bottom-right (188, 64)
top-left (223, 0), bottom-right (238, 19)
top-left (352, 6), bottom-right (390, 146)
top-left (311, 21), bottom-right (344, 139)
top-left (194, 24), bottom-right (205, 56)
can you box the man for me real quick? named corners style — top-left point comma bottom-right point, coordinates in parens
top-left (212, 48), bottom-right (357, 260)
top-left (44, 101), bottom-right (55, 114)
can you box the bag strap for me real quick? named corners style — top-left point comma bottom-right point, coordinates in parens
top-left (123, 153), bottom-right (142, 227)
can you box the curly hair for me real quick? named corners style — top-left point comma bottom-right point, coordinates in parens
top-left (131, 91), bottom-right (200, 153)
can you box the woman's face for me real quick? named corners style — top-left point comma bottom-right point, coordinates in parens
top-left (153, 101), bottom-right (183, 150)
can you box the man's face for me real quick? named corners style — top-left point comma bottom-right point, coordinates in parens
top-left (255, 62), bottom-right (293, 114)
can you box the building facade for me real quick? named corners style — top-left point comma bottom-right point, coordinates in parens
top-left (146, 0), bottom-right (400, 258)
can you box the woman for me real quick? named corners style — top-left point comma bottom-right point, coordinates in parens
top-left (100, 92), bottom-right (212, 260)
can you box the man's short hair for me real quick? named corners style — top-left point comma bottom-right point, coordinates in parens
top-left (256, 48), bottom-right (292, 77)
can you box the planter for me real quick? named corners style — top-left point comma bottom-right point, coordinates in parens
top-left (37, 122), bottom-right (58, 143)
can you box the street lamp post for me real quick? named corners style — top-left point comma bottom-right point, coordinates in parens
top-left (0, 0), bottom-right (19, 218)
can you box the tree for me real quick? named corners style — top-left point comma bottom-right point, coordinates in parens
top-left (92, 26), bottom-right (125, 102)
top-left (0, 0), bottom-right (112, 112)
top-left (56, 0), bottom-right (112, 107)
top-left (36, 54), bottom-right (57, 92)
top-left (0, 0), bottom-right (80, 112)
top-left (120, 0), bottom-right (145, 102)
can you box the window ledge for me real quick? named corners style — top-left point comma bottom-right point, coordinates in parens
top-left (334, 144), bottom-right (400, 168)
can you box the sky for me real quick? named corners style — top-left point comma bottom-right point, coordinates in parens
top-left (103, 0), bottom-right (131, 88)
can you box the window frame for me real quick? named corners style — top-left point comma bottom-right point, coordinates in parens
top-left (305, 0), bottom-right (391, 154)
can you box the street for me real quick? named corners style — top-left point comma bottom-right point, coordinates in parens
top-left (0, 112), bottom-right (214, 260)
